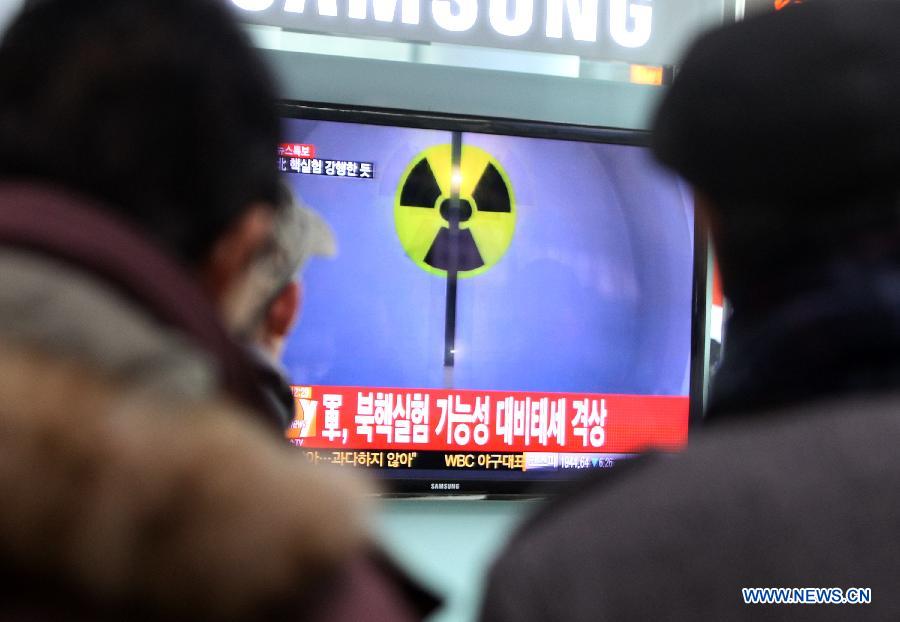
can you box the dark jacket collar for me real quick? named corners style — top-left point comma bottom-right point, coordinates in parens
top-left (708, 262), bottom-right (900, 419)
top-left (0, 182), bottom-right (283, 430)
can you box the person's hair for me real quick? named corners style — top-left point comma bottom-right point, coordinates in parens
top-left (651, 1), bottom-right (900, 307)
top-left (0, 0), bottom-right (282, 265)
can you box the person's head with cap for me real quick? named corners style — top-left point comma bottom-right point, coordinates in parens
top-left (222, 183), bottom-right (336, 360)
top-left (652, 0), bottom-right (900, 313)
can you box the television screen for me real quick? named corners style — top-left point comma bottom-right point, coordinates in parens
top-left (278, 104), bottom-right (704, 495)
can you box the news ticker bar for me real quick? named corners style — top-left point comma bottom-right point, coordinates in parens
top-left (288, 385), bottom-right (689, 454)
top-left (299, 449), bottom-right (635, 472)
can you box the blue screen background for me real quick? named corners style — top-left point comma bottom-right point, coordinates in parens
top-left (280, 118), bottom-right (694, 396)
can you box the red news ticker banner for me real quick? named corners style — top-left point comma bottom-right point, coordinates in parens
top-left (278, 143), bottom-right (316, 159)
top-left (287, 385), bottom-right (688, 455)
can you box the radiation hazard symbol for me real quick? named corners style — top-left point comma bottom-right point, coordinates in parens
top-left (394, 144), bottom-right (516, 278)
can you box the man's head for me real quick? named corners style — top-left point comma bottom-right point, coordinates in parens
top-left (0, 0), bottom-right (282, 299)
top-left (652, 1), bottom-right (900, 310)
top-left (224, 184), bottom-right (336, 360)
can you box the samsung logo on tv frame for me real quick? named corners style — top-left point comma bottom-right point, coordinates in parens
top-left (230, 0), bottom-right (654, 53)
top-left (431, 482), bottom-right (462, 491)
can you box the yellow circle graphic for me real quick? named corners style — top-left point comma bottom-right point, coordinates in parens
top-left (394, 144), bottom-right (516, 278)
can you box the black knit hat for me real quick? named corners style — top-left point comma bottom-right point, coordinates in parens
top-left (652, 0), bottom-right (900, 206)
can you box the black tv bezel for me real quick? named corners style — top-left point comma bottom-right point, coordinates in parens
top-left (278, 100), bottom-right (709, 498)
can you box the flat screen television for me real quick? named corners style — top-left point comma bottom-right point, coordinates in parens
top-left (277, 101), bottom-right (708, 496)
